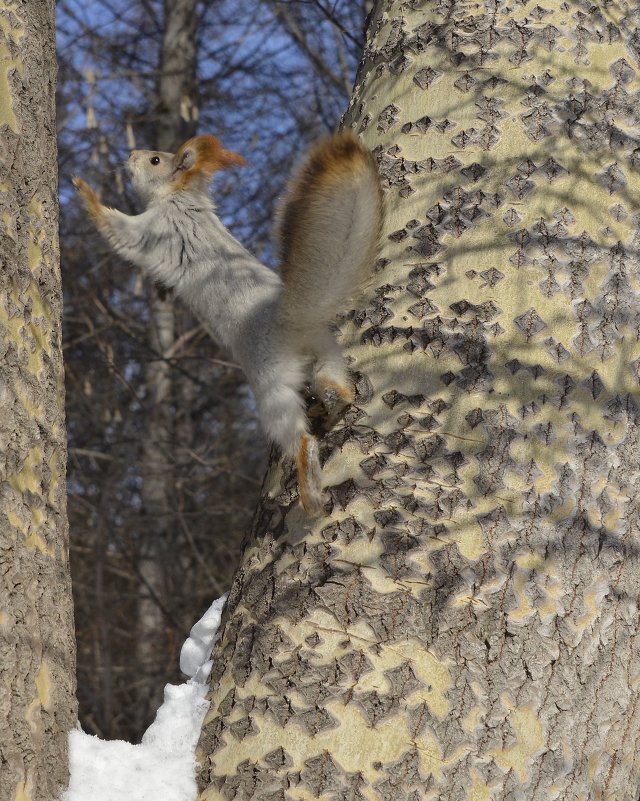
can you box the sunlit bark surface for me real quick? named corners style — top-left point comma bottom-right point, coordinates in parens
top-left (197, 0), bottom-right (640, 798)
top-left (0, 1), bottom-right (77, 800)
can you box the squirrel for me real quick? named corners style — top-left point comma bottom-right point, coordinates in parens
top-left (73, 131), bottom-right (383, 515)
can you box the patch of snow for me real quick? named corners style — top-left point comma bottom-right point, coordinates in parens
top-left (58, 593), bottom-right (227, 801)
top-left (180, 593), bottom-right (228, 682)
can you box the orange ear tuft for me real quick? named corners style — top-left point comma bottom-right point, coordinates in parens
top-left (172, 134), bottom-right (246, 191)
top-left (218, 147), bottom-right (246, 169)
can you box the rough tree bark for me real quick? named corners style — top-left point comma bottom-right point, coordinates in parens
top-left (0, 1), bottom-right (77, 800)
top-left (196, 0), bottom-right (640, 797)
top-left (135, 0), bottom-right (199, 731)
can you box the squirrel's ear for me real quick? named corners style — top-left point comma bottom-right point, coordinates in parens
top-left (172, 135), bottom-right (246, 190)
top-left (174, 145), bottom-right (198, 172)
top-left (174, 135), bottom-right (246, 173)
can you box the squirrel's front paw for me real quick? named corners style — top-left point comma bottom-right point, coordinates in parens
top-left (72, 176), bottom-right (104, 221)
top-left (72, 176), bottom-right (92, 197)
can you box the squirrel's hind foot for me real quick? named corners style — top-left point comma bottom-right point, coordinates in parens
top-left (296, 434), bottom-right (326, 516)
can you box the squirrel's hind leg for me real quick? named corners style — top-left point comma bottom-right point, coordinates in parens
top-left (254, 366), bottom-right (325, 516)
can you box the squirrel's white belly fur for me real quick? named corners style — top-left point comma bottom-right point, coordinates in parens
top-left (155, 197), bottom-right (308, 455)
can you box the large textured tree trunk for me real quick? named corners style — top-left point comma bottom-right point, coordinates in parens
top-left (0, 1), bottom-right (77, 799)
top-left (135, 0), bottom-right (198, 731)
top-left (196, 0), bottom-right (640, 797)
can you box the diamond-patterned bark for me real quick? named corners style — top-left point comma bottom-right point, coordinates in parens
top-left (197, 1), bottom-right (640, 799)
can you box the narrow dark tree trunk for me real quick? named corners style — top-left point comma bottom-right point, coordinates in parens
top-left (196, 0), bottom-right (640, 797)
top-left (135, 0), bottom-right (199, 731)
top-left (0, 1), bottom-right (77, 799)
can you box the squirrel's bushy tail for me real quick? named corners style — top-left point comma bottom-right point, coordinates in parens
top-left (274, 132), bottom-right (382, 516)
top-left (277, 131), bottom-right (383, 337)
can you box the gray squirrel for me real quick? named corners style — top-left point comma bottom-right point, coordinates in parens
top-left (73, 131), bottom-right (383, 514)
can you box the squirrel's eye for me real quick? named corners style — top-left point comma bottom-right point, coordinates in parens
top-left (150, 156), bottom-right (161, 165)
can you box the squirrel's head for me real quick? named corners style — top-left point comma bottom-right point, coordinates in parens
top-left (127, 149), bottom-right (175, 203)
top-left (127, 134), bottom-right (245, 204)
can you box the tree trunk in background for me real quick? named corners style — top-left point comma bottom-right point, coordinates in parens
top-left (155, 0), bottom-right (198, 152)
top-left (196, 0), bottom-right (640, 797)
top-left (0, 1), bottom-right (77, 799)
top-left (135, 0), bottom-right (198, 732)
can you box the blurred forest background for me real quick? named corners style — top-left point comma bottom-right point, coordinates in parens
top-left (57, 0), bottom-right (369, 742)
